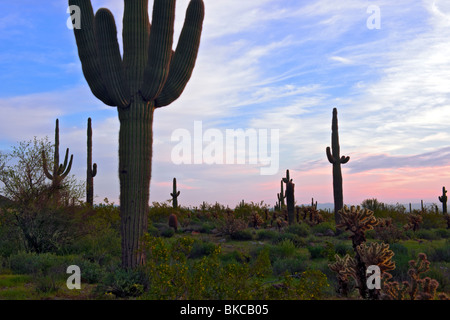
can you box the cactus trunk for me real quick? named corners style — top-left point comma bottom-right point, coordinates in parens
top-left (118, 99), bottom-right (153, 268)
top-left (326, 108), bottom-right (349, 225)
top-left (170, 177), bottom-right (180, 208)
top-left (439, 186), bottom-right (447, 214)
top-left (86, 118), bottom-right (97, 206)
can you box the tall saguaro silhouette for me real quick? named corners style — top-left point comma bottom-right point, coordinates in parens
top-left (69, 0), bottom-right (205, 269)
top-left (326, 108), bottom-right (350, 225)
top-left (86, 118), bottom-right (97, 206)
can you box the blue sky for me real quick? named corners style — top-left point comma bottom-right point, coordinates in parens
top-left (1, 0), bottom-right (450, 208)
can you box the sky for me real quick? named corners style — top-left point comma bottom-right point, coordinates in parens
top-left (1, 0), bottom-right (450, 209)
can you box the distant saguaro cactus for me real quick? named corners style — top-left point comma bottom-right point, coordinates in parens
top-left (282, 170), bottom-right (295, 225)
top-left (69, 0), bottom-right (205, 269)
top-left (277, 180), bottom-right (285, 209)
top-left (42, 119), bottom-right (73, 204)
top-left (86, 118), bottom-right (97, 206)
top-left (326, 108), bottom-right (350, 225)
top-left (439, 186), bottom-right (447, 214)
top-left (170, 177), bottom-right (180, 208)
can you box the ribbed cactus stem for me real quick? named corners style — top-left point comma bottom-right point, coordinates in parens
top-left (326, 108), bottom-right (349, 225)
top-left (42, 119), bottom-right (73, 204)
top-left (282, 169), bottom-right (295, 225)
top-left (86, 118), bottom-right (97, 206)
top-left (170, 177), bottom-right (180, 208)
top-left (439, 186), bottom-right (447, 214)
top-left (69, 0), bottom-right (205, 269)
top-left (277, 180), bottom-right (285, 208)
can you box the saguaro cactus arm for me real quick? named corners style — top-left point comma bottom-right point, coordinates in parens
top-left (69, 0), bottom-right (115, 106)
top-left (154, 0), bottom-right (205, 107)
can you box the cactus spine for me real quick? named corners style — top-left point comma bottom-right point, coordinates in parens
top-left (170, 177), bottom-right (180, 208)
top-left (86, 118), bottom-right (97, 206)
top-left (42, 119), bottom-right (73, 204)
top-left (326, 108), bottom-right (350, 225)
top-left (282, 169), bottom-right (295, 225)
top-left (439, 186), bottom-right (447, 214)
top-left (69, 0), bottom-right (205, 269)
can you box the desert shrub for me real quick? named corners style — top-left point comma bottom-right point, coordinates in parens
top-left (99, 268), bottom-right (147, 298)
top-left (34, 274), bottom-right (59, 294)
top-left (307, 245), bottom-right (326, 259)
top-left (415, 229), bottom-right (440, 240)
top-left (161, 227), bottom-right (175, 238)
top-left (311, 222), bottom-right (336, 234)
top-left (428, 244), bottom-right (450, 263)
top-left (216, 211), bottom-right (247, 236)
top-left (421, 212), bottom-right (446, 229)
top-left (433, 228), bottom-right (450, 239)
top-left (147, 224), bottom-right (160, 237)
top-left (230, 229), bottom-right (253, 241)
top-left (272, 257), bottom-right (308, 276)
top-left (220, 250), bottom-right (249, 265)
top-left (199, 222), bottom-right (215, 234)
top-left (69, 227), bottom-right (121, 268)
top-left (8, 251), bottom-right (71, 276)
top-left (334, 242), bottom-right (353, 256)
top-left (297, 269), bottom-right (330, 300)
top-left (285, 223), bottom-right (311, 237)
top-left (271, 240), bottom-right (297, 259)
top-left (250, 247), bottom-right (272, 278)
top-left (272, 232), bottom-right (306, 248)
top-left (256, 229), bottom-right (278, 241)
top-left (189, 240), bottom-right (217, 259)
top-left (75, 259), bottom-right (104, 284)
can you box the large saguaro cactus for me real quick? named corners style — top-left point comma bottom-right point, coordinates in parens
top-left (69, 0), bottom-right (205, 269)
top-left (326, 108), bottom-right (350, 225)
top-left (42, 119), bottom-right (74, 204)
top-left (439, 186), bottom-right (447, 214)
top-left (86, 118), bottom-right (97, 206)
top-left (282, 169), bottom-right (295, 225)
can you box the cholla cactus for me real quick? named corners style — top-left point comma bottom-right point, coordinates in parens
top-left (382, 253), bottom-right (449, 300)
top-left (337, 205), bottom-right (378, 248)
top-left (404, 213), bottom-right (423, 232)
top-left (328, 254), bottom-right (356, 296)
top-left (356, 242), bottom-right (395, 275)
top-left (250, 211), bottom-right (264, 229)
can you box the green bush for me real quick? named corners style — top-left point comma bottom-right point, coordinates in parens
top-left (189, 240), bottom-right (217, 259)
top-left (272, 257), bottom-right (308, 276)
top-left (8, 252), bottom-right (70, 275)
top-left (415, 229), bottom-right (440, 240)
top-left (272, 232), bottom-right (306, 248)
top-left (256, 229), bottom-right (278, 241)
top-left (285, 224), bottom-right (310, 237)
top-left (307, 245), bottom-right (326, 260)
top-left (311, 222), bottom-right (336, 234)
top-left (161, 228), bottom-right (175, 238)
top-left (99, 268), bottom-right (147, 298)
top-left (230, 229), bottom-right (253, 241)
top-left (433, 229), bottom-right (450, 239)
